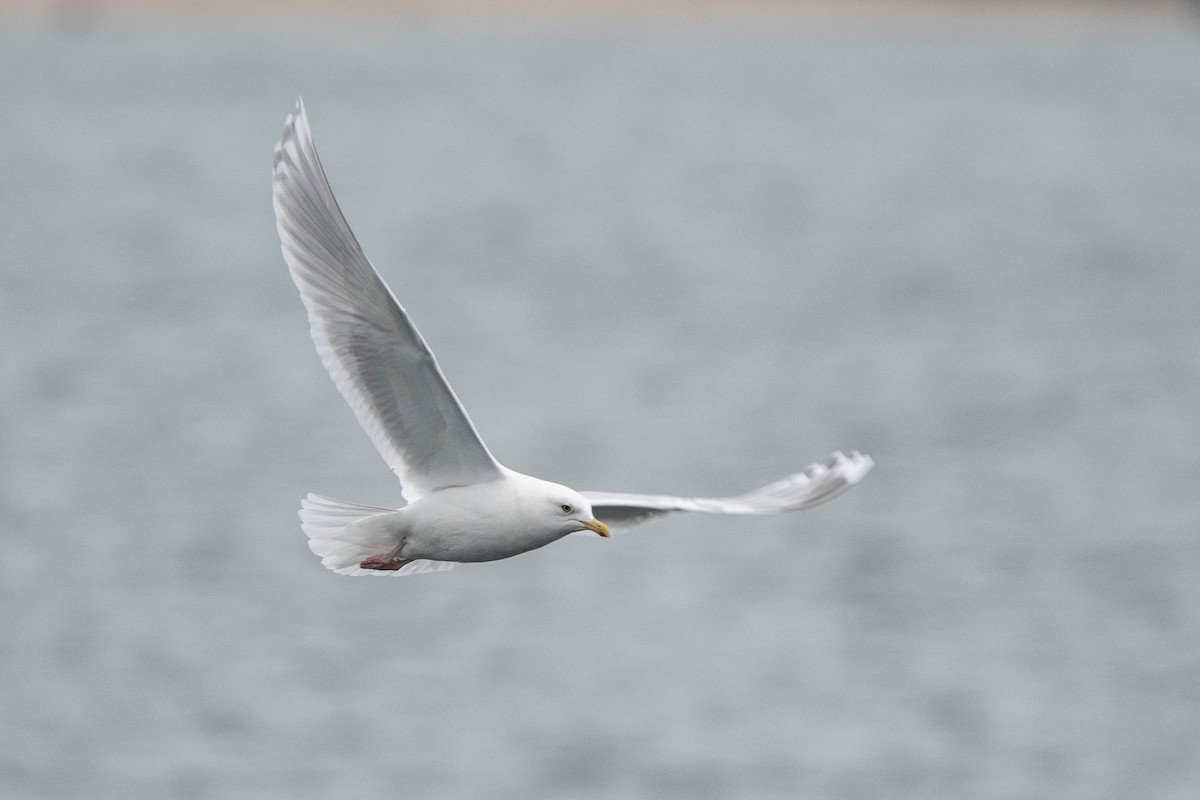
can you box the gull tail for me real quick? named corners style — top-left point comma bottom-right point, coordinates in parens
top-left (298, 493), bottom-right (455, 577)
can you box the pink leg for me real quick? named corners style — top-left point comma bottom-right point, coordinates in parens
top-left (360, 540), bottom-right (409, 571)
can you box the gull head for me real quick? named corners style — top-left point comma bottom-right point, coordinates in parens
top-left (514, 475), bottom-right (609, 539)
top-left (551, 489), bottom-right (610, 538)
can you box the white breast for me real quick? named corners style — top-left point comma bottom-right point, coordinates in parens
top-left (399, 475), bottom-right (569, 563)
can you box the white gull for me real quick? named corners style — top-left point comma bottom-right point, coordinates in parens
top-left (272, 100), bottom-right (873, 577)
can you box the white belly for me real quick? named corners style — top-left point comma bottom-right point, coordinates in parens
top-left (396, 481), bottom-right (568, 563)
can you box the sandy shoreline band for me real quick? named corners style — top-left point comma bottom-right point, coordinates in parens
top-left (1, 0), bottom-right (1196, 26)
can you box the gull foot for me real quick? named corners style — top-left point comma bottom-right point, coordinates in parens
top-left (360, 554), bottom-right (410, 571)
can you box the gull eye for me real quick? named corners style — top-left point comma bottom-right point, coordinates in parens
top-left (560, 504), bottom-right (573, 514)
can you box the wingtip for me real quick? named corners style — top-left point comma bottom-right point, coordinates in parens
top-left (291, 97), bottom-right (309, 133)
top-left (274, 98), bottom-right (314, 185)
top-left (279, 97), bottom-right (309, 145)
top-left (834, 450), bottom-right (874, 485)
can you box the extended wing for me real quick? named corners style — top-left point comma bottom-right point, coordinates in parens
top-left (272, 100), bottom-right (504, 502)
top-left (581, 451), bottom-right (873, 529)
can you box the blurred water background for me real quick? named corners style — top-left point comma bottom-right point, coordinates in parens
top-left (2, 4), bottom-right (1200, 798)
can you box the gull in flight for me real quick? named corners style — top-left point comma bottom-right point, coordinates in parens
top-left (272, 100), bottom-right (873, 577)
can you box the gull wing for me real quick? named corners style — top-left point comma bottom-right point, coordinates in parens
top-left (272, 100), bottom-right (504, 502)
top-left (581, 451), bottom-right (873, 530)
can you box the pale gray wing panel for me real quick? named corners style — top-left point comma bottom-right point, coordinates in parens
top-left (582, 451), bottom-right (873, 530)
top-left (272, 100), bottom-right (503, 502)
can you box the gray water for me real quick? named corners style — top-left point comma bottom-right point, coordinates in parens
top-left (3, 14), bottom-right (1200, 800)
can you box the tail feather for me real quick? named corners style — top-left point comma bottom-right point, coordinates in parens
top-left (298, 493), bottom-right (456, 577)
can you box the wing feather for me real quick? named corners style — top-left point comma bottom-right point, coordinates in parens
top-left (272, 99), bottom-right (504, 502)
top-left (581, 451), bottom-right (873, 530)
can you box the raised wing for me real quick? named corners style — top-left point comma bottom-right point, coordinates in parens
top-left (581, 451), bottom-right (873, 529)
top-left (272, 100), bottom-right (504, 502)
